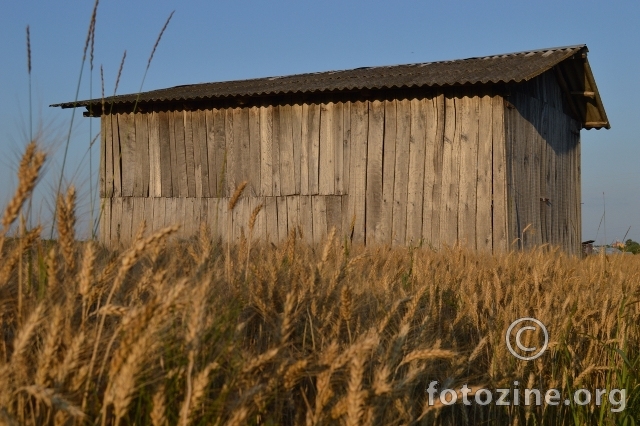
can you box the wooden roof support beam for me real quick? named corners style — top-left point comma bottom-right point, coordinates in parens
top-left (571, 91), bottom-right (595, 98)
top-left (584, 121), bottom-right (609, 127)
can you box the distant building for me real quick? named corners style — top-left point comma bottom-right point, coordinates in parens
top-left (582, 240), bottom-right (595, 257)
top-left (53, 45), bottom-right (609, 255)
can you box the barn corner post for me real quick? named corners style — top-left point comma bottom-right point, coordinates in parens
top-left (52, 45), bottom-right (608, 255)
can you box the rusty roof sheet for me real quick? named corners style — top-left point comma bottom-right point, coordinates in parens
top-left (51, 45), bottom-right (609, 129)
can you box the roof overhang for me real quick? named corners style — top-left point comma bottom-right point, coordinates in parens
top-left (51, 45), bottom-right (609, 130)
top-left (551, 47), bottom-right (610, 129)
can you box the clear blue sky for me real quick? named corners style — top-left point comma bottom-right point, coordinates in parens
top-left (1, 0), bottom-right (638, 243)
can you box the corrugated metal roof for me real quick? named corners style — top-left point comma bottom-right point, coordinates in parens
top-left (51, 45), bottom-right (609, 129)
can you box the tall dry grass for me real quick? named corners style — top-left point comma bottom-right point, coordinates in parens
top-left (0, 143), bottom-right (638, 425)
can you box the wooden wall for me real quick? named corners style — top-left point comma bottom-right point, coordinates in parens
top-left (100, 92), bottom-right (509, 250)
top-left (504, 70), bottom-right (582, 254)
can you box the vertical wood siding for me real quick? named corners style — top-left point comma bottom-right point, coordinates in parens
top-left (504, 71), bottom-right (582, 255)
top-left (100, 93), bottom-right (510, 251)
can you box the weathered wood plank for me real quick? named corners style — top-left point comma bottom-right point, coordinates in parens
top-left (492, 96), bottom-right (508, 251)
top-left (198, 198), bottom-right (208, 235)
top-left (342, 102), bottom-right (351, 197)
top-left (319, 102), bottom-right (335, 194)
top-left (131, 197), bottom-right (145, 240)
top-left (392, 99), bottom-right (410, 246)
top-left (143, 197), bottom-right (154, 233)
top-left (216, 198), bottom-right (226, 243)
top-left (429, 95), bottom-right (445, 248)
top-left (100, 116), bottom-right (106, 198)
top-left (348, 101), bottom-right (368, 244)
top-left (406, 98), bottom-right (427, 245)
top-left (111, 113), bottom-right (122, 197)
top-left (111, 197), bottom-right (123, 246)
top-left (505, 96), bottom-right (519, 248)
top-left (333, 102), bottom-right (344, 194)
top-left (173, 110), bottom-right (189, 198)
top-left (192, 110), bottom-right (204, 197)
top-left (575, 124), bottom-right (581, 252)
top-left (225, 108), bottom-right (236, 197)
top-left (551, 110), bottom-right (560, 247)
top-left (129, 113), bottom-right (143, 197)
top-left (205, 109), bottom-right (218, 197)
top-left (104, 115), bottom-right (113, 197)
top-left (153, 197), bottom-right (165, 233)
top-left (121, 197), bottom-right (134, 245)
top-left (366, 100), bottom-right (384, 244)
top-left (531, 100), bottom-right (544, 247)
top-left (300, 104), bottom-right (310, 195)
top-left (118, 113), bottom-right (135, 197)
top-left (212, 198), bottom-right (221, 241)
top-left (440, 96), bottom-right (459, 247)
top-left (539, 104), bottom-right (549, 245)
top-left (380, 100), bottom-right (396, 245)
top-left (158, 111), bottom-right (173, 197)
top-left (264, 196), bottom-right (278, 244)
top-left (299, 195), bottom-right (313, 243)
top-left (276, 196), bottom-right (288, 242)
top-left (457, 96), bottom-right (478, 248)
top-left (271, 106), bottom-right (281, 196)
top-left (212, 109), bottom-right (226, 197)
top-left (312, 196), bottom-right (327, 242)
top-left (421, 97), bottom-right (437, 246)
top-left (183, 110), bottom-right (196, 197)
top-left (118, 113), bottom-right (137, 197)
top-left (278, 103), bottom-right (295, 195)
top-left (259, 105), bottom-right (273, 197)
top-left (517, 94), bottom-right (529, 248)
top-left (237, 108), bottom-right (251, 196)
top-left (134, 113), bottom-right (150, 197)
top-left (168, 112), bottom-right (180, 199)
top-left (249, 106), bottom-right (261, 196)
top-left (292, 103), bottom-right (303, 195)
top-left (176, 197), bottom-right (185, 236)
top-left (307, 103), bottom-right (321, 195)
top-left (325, 196), bottom-right (342, 236)
top-left (248, 196), bottom-right (266, 242)
top-left (195, 197), bottom-right (204, 235)
top-left (148, 112), bottom-right (161, 197)
top-left (286, 196), bottom-right (299, 237)
top-left (193, 109), bottom-right (210, 197)
top-left (101, 198), bottom-right (111, 246)
top-left (476, 95), bottom-right (493, 251)
top-left (232, 197), bottom-right (248, 242)
top-left (185, 197), bottom-right (196, 237)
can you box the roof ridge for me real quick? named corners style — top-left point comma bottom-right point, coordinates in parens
top-left (51, 45), bottom-right (591, 109)
top-left (168, 44), bottom-right (587, 89)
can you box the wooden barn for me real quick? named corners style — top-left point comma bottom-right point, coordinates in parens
top-left (53, 44), bottom-right (609, 254)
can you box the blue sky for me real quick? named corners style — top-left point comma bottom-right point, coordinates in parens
top-left (1, 1), bottom-right (638, 243)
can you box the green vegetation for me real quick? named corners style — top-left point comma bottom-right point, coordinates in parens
top-left (623, 239), bottom-right (640, 254)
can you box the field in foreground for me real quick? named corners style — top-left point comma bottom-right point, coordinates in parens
top-left (1, 145), bottom-right (639, 425)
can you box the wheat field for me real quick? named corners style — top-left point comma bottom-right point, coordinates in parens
top-left (0, 143), bottom-right (638, 425)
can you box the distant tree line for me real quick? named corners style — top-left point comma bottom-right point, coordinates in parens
top-left (623, 239), bottom-right (640, 254)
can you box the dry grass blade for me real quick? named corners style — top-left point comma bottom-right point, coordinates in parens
top-left (56, 186), bottom-right (76, 272)
top-left (147, 11), bottom-right (174, 69)
top-left (150, 384), bottom-right (167, 426)
top-left (228, 181), bottom-right (248, 211)
top-left (10, 303), bottom-right (44, 365)
top-left (26, 26), bottom-right (31, 75)
top-left (1, 142), bottom-right (45, 232)
top-left (398, 349), bottom-right (457, 367)
top-left (21, 385), bottom-right (85, 419)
